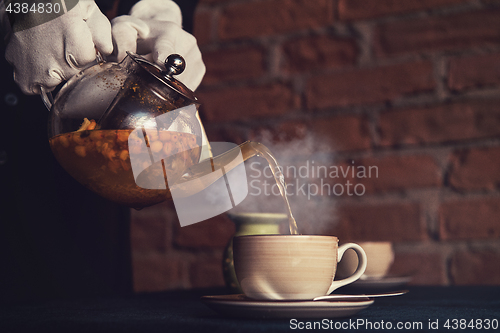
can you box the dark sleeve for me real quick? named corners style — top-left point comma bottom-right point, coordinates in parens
top-left (0, 47), bottom-right (133, 302)
top-left (113, 0), bottom-right (199, 33)
top-left (95, 0), bottom-right (117, 14)
top-left (173, 0), bottom-right (199, 34)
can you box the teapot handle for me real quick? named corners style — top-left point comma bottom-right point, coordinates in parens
top-left (40, 49), bottom-right (105, 111)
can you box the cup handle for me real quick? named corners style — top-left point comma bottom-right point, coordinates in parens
top-left (326, 243), bottom-right (367, 294)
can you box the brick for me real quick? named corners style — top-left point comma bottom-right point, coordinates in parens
top-left (132, 253), bottom-right (185, 292)
top-left (379, 100), bottom-right (500, 146)
top-left (329, 202), bottom-right (425, 242)
top-left (374, 9), bottom-right (500, 56)
top-left (249, 116), bottom-right (369, 155)
top-left (348, 154), bottom-right (442, 194)
top-left (204, 124), bottom-right (249, 144)
top-left (197, 83), bottom-right (298, 122)
top-left (448, 53), bottom-right (500, 91)
top-left (450, 250), bottom-right (500, 285)
top-left (189, 256), bottom-right (225, 288)
top-left (339, 0), bottom-right (469, 21)
top-left (219, 0), bottom-right (334, 40)
top-left (313, 160), bottom-right (357, 198)
top-left (282, 35), bottom-right (358, 73)
top-left (309, 115), bottom-right (371, 152)
top-left (389, 252), bottom-right (445, 285)
top-left (174, 214), bottom-right (235, 248)
top-left (130, 204), bottom-right (175, 253)
top-left (439, 197), bottom-right (500, 240)
top-left (202, 47), bottom-right (265, 85)
top-left (250, 120), bottom-right (308, 146)
top-left (193, 9), bottom-right (213, 46)
top-left (306, 61), bottom-right (435, 109)
top-left (247, 125), bottom-right (314, 170)
top-left (199, 0), bottom-right (232, 4)
top-left (449, 146), bottom-right (500, 191)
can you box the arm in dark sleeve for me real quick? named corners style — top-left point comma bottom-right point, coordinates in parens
top-left (108, 0), bottom-right (198, 33)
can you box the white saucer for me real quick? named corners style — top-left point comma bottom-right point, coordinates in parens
top-left (201, 294), bottom-right (374, 319)
top-left (351, 276), bottom-right (412, 290)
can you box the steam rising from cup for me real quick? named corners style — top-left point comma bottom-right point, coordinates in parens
top-left (229, 130), bottom-right (339, 235)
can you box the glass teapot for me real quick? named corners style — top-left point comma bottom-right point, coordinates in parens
top-left (45, 52), bottom-right (214, 209)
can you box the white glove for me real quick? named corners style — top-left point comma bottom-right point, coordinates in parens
top-left (4, 0), bottom-right (113, 95)
top-left (111, 0), bottom-right (205, 91)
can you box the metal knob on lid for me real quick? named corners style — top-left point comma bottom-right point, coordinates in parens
top-left (123, 52), bottom-right (196, 103)
top-left (164, 54), bottom-right (186, 77)
top-left (97, 52), bottom-right (198, 130)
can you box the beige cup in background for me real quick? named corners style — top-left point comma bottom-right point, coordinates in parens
top-left (233, 235), bottom-right (367, 300)
top-left (337, 242), bottom-right (394, 279)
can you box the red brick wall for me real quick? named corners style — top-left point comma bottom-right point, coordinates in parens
top-left (130, 0), bottom-right (500, 291)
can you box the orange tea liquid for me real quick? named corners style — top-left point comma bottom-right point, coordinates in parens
top-left (49, 129), bottom-right (200, 209)
top-left (50, 129), bottom-right (298, 233)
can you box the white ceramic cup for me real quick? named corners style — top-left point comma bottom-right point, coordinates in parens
top-left (233, 235), bottom-right (367, 300)
top-left (337, 241), bottom-right (394, 279)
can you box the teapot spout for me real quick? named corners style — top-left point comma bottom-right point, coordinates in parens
top-left (166, 141), bottom-right (293, 227)
top-left (170, 141), bottom-right (265, 197)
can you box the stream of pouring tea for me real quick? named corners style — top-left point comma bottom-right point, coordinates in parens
top-left (239, 142), bottom-right (299, 235)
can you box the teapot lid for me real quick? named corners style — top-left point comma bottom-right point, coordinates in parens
top-left (127, 52), bottom-right (198, 103)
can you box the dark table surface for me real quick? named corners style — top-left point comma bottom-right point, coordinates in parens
top-left (1, 286), bottom-right (499, 332)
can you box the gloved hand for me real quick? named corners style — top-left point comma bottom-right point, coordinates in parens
top-left (111, 0), bottom-right (205, 91)
top-left (4, 0), bottom-right (113, 95)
